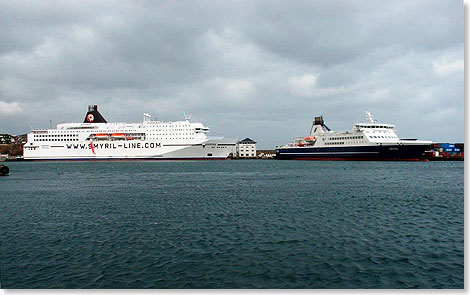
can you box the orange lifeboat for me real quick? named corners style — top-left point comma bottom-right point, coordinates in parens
top-left (304, 136), bottom-right (317, 142)
top-left (297, 142), bottom-right (305, 147)
top-left (111, 133), bottom-right (126, 137)
top-left (94, 133), bottom-right (109, 138)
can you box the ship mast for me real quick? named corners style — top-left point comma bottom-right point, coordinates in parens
top-left (366, 111), bottom-right (377, 123)
top-left (143, 113), bottom-right (151, 122)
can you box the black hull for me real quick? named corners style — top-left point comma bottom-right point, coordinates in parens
top-left (275, 144), bottom-right (431, 161)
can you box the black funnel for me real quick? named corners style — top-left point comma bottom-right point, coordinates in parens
top-left (83, 105), bottom-right (107, 123)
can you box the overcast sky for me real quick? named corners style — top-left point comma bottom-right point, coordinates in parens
top-left (0, 0), bottom-right (463, 148)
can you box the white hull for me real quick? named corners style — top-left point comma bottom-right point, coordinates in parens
top-left (24, 139), bottom-right (235, 160)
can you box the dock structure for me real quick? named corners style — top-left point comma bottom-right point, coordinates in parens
top-left (425, 143), bottom-right (464, 161)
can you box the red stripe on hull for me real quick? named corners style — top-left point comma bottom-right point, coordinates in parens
top-left (24, 157), bottom-right (231, 162)
top-left (282, 157), bottom-right (428, 162)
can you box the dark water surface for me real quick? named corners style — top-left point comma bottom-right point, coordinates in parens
top-left (0, 160), bottom-right (464, 288)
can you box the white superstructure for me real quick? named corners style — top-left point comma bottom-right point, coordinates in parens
top-left (24, 105), bottom-right (236, 160)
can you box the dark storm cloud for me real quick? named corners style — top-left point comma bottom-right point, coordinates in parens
top-left (0, 0), bottom-right (463, 148)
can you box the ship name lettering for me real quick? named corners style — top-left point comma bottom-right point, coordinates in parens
top-left (65, 142), bottom-right (161, 150)
top-left (144, 143), bottom-right (161, 148)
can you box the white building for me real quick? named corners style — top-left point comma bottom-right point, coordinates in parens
top-left (237, 138), bottom-right (257, 158)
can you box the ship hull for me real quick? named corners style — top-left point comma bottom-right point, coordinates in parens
top-left (275, 144), bottom-right (431, 161)
top-left (24, 139), bottom-right (236, 161)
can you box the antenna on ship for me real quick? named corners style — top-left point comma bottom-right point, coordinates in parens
top-left (366, 111), bottom-right (377, 123)
top-left (184, 113), bottom-right (192, 121)
top-left (143, 113), bottom-right (151, 122)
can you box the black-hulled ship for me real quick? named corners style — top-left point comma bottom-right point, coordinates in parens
top-left (275, 112), bottom-right (432, 161)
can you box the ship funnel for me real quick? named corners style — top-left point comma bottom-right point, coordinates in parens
top-left (84, 105), bottom-right (107, 123)
top-left (314, 116), bottom-right (324, 125)
top-left (310, 115), bottom-right (331, 135)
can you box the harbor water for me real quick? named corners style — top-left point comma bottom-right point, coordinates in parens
top-left (0, 160), bottom-right (464, 288)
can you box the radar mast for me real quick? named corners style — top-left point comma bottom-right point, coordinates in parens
top-left (366, 111), bottom-right (377, 123)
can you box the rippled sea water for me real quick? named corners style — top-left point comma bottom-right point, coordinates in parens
top-left (0, 160), bottom-right (464, 288)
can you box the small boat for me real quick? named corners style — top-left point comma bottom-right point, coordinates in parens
top-left (0, 165), bottom-right (9, 176)
top-left (110, 133), bottom-right (126, 140)
top-left (304, 136), bottom-right (317, 142)
top-left (111, 133), bottom-right (126, 137)
top-left (93, 133), bottom-right (110, 139)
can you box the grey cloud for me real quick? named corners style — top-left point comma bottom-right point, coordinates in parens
top-left (0, 0), bottom-right (463, 148)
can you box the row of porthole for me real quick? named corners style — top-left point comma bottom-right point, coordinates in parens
top-left (149, 138), bottom-right (195, 140)
top-left (34, 134), bottom-right (78, 137)
top-left (370, 135), bottom-right (396, 139)
top-left (36, 139), bottom-right (79, 141)
top-left (328, 136), bottom-right (364, 140)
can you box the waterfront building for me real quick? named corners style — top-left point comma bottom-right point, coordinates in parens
top-left (237, 138), bottom-right (257, 158)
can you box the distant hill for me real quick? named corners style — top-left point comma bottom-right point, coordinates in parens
top-left (0, 143), bottom-right (23, 156)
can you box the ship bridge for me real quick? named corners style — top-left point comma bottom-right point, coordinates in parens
top-left (354, 111), bottom-right (395, 130)
top-left (354, 123), bottom-right (395, 130)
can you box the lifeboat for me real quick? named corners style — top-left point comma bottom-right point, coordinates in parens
top-left (297, 142), bottom-right (305, 147)
top-left (111, 133), bottom-right (126, 139)
top-left (94, 133), bottom-right (109, 138)
top-left (304, 136), bottom-right (317, 142)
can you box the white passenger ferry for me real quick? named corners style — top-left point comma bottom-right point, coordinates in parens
top-left (276, 112), bottom-right (432, 161)
top-left (24, 105), bottom-right (236, 160)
